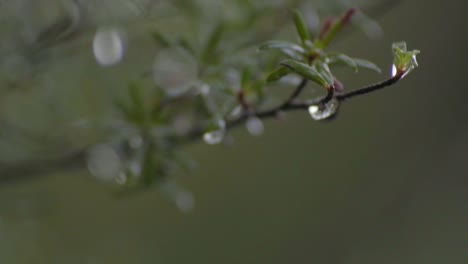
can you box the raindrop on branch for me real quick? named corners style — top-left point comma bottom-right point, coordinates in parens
top-left (246, 116), bottom-right (264, 136)
top-left (203, 119), bottom-right (226, 145)
top-left (308, 100), bottom-right (339, 121)
top-left (203, 130), bottom-right (225, 145)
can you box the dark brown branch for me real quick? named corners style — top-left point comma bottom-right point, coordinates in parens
top-left (224, 72), bottom-right (404, 132)
top-left (336, 71), bottom-right (404, 101)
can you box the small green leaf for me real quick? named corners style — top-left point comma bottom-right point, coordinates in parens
top-left (392, 41), bottom-right (420, 74)
top-left (266, 67), bottom-right (291, 82)
top-left (259, 40), bottom-right (306, 55)
top-left (293, 10), bottom-right (310, 44)
top-left (280, 59), bottom-right (330, 87)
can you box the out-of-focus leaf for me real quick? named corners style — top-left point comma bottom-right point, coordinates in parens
top-left (327, 53), bottom-right (358, 72)
top-left (293, 10), bottom-right (310, 44)
top-left (266, 67), bottom-right (291, 82)
top-left (176, 37), bottom-right (197, 58)
top-left (259, 40), bottom-right (306, 55)
top-left (328, 54), bottom-right (381, 73)
top-left (202, 23), bottom-right (225, 63)
top-left (151, 31), bottom-right (172, 48)
top-left (241, 66), bottom-right (253, 88)
top-left (353, 58), bottom-right (382, 73)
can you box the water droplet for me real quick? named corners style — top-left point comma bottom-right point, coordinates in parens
top-left (391, 64), bottom-right (409, 78)
top-left (203, 130), bottom-right (224, 145)
top-left (129, 135), bottom-right (143, 149)
top-left (199, 83), bottom-right (211, 96)
top-left (87, 144), bottom-right (121, 181)
top-left (153, 47), bottom-right (198, 96)
top-left (391, 64), bottom-right (398, 77)
top-left (308, 100), bottom-right (339, 121)
top-left (115, 172), bottom-right (127, 185)
top-left (175, 191), bottom-right (195, 213)
top-left (93, 28), bottom-right (124, 66)
top-left (129, 161), bottom-right (142, 177)
top-left (246, 116), bottom-right (264, 136)
top-left (229, 105), bottom-right (243, 119)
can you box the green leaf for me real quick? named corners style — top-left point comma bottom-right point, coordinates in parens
top-left (293, 10), bottom-right (310, 44)
top-left (241, 66), bottom-right (253, 88)
top-left (129, 81), bottom-right (144, 110)
top-left (334, 54), bottom-right (358, 71)
top-left (280, 59), bottom-right (330, 87)
top-left (266, 67), bottom-right (291, 82)
top-left (259, 40), bottom-right (306, 55)
top-left (202, 23), bottom-right (224, 63)
top-left (176, 37), bottom-right (197, 58)
top-left (353, 58), bottom-right (381, 73)
top-left (129, 81), bottom-right (148, 124)
top-left (315, 63), bottom-right (334, 86)
top-left (151, 31), bottom-right (172, 48)
top-left (327, 54), bottom-right (381, 73)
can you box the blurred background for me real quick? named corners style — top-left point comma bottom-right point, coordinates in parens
top-left (0, 0), bottom-right (467, 263)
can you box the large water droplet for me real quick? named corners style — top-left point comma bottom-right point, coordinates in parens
top-left (93, 28), bottom-right (124, 66)
top-left (203, 130), bottom-right (224, 145)
top-left (153, 47), bottom-right (198, 96)
top-left (246, 116), bottom-right (264, 136)
top-left (308, 100), bottom-right (339, 121)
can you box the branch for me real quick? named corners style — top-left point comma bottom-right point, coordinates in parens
top-left (0, 71), bottom-right (406, 185)
top-left (181, 72), bottom-right (405, 143)
top-left (228, 73), bottom-right (404, 128)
